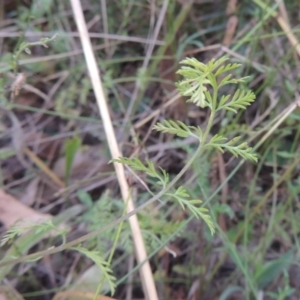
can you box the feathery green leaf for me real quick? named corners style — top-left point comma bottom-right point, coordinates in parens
top-left (0, 219), bottom-right (66, 247)
top-left (214, 62), bottom-right (241, 76)
top-left (219, 75), bottom-right (250, 88)
top-left (153, 120), bottom-right (202, 140)
top-left (208, 135), bottom-right (258, 162)
top-left (112, 157), bottom-right (169, 186)
top-left (217, 89), bottom-right (255, 113)
top-left (166, 187), bottom-right (215, 235)
top-left (73, 246), bottom-right (116, 295)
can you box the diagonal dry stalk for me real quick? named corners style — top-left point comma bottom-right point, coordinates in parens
top-left (69, 0), bottom-right (158, 299)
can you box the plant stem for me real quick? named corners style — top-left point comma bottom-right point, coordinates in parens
top-left (94, 202), bottom-right (126, 299)
top-left (203, 110), bottom-right (215, 143)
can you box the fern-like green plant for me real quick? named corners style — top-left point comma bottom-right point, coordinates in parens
top-left (112, 56), bottom-right (258, 235)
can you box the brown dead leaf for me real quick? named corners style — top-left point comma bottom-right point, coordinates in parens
top-left (0, 188), bottom-right (51, 229)
top-left (20, 178), bottom-right (40, 206)
top-left (0, 285), bottom-right (24, 300)
top-left (52, 264), bottom-right (115, 300)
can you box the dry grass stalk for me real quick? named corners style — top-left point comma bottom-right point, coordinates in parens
top-left (70, 0), bottom-right (159, 299)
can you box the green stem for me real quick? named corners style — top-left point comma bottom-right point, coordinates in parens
top-left (94, 196), bottom-right (128, 299)
top-left (12, 34), bottom-right (58, 74)
top-left (203, 110), bottom-right (215, 143)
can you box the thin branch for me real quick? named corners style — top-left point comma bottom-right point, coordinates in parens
top-left (69, 1), bottom-right (158, 299)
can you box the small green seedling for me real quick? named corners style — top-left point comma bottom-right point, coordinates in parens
top-left (113, 56), bottom-right (257, 235)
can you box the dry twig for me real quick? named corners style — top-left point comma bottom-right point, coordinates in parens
top-left (70, 1), bottom-right (158, 299)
